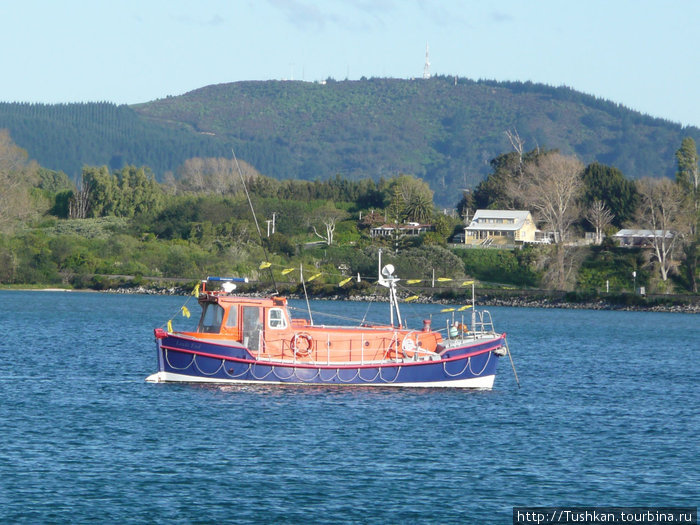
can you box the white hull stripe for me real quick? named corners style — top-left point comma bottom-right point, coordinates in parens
top-left (146, 371), bottom-right (495, 389)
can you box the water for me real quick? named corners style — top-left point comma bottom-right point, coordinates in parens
top-left (0, 291), bottom-right (697, 524)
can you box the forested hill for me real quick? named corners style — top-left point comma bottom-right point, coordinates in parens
top-left (2, 76), bottom-right (699, 206)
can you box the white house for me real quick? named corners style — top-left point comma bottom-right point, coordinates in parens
top-left (370, 222), bottom-right (434, 239)
top-left (613, 229), bottom-right (675, 247)
top-left (465, 210), bottom-right (539, 244)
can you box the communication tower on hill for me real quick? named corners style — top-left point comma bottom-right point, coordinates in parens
top-left (423, 42), bottom-right (430, 79)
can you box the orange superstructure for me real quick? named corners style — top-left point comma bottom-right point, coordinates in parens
top-left (181, 292), bottom-right (443, 364)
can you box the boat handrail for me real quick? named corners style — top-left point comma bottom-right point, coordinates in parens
top-left (473, 310), bottom-right (495, 334)
top-left (255, 331), bottom-right (436, 365)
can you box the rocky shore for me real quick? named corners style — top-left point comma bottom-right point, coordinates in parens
top-left (103, 284), bottom-right (700, 313)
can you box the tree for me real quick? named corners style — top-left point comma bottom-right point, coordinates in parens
top-left (384, 175), bottom-right (434, 223)
top-left (581, 162), bottom-right (637, 226)
top-left (311, 204), bottom-right (346, 246)
top-left (473, 148), bottom-right (548, 210)
top-left (586, 200), bottom-right (614, 244)
top-left (176, 156), bottom-right (260, 195)
top-left (676, 137), bottom-right (700, 203)
top-left (634, 178), bottom-right (685, 282)
top-left (0, 130), bottom-right (39, 230)
top-left (69, 174), bottom-right (91, 219)
top-left (511, 152), bottom-right (584, 243)
top-left (675, 137), bottom-right (700, 291)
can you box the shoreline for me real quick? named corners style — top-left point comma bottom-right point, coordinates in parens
top-left (3, 284), bottom-right (698, 313)
top-left (39, 285), bottom-right (700, 313)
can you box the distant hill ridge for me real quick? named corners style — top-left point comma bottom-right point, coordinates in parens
top-left (2, 76), bottom-right (698, 206)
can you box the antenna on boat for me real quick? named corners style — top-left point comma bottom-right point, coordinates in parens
top-left (378, 260), bottom-right (402, 328)
top-left (300, 263), bottom-right (314, 325)
top-left (232, 149), bottom-right (278, 293)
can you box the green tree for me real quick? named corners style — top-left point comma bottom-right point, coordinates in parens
top-left (675, 137), bottom-right (699, 292)
top-left (0, 130), bottom-right (39, 230)
top-left (472, 149), bottom-right (547, 210)
top-left (581, 162), bottom-right (637, 226)
top-left (676, 137), bottom-right (700, 201)
top-left (385, 175), bottom-right (434, 223)
top-left (83, 166), bottom-right (117, 217)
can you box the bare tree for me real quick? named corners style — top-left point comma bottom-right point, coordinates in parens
top-left (510, 152), bottom-right (584, 243)
top-left (535, 245), bottom-right (585, 291)
top-left (68, 174), bottom-right (92, 219)
top-left (505, 128), bottom-right (525, 176)
top-left (586, 200), bottom-right (614, 244)
top-left (176, 157), bottom-right (259, 194)
top-left (635, 178), bottom-right (685, 282)
top-left (311, 204), bottom-right (346, 246)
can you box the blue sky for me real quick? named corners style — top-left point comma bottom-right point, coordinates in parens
top-left (1, 0), bottom-right (699, 126)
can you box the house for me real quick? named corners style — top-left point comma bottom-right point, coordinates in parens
top-left (370, 222), bottom-right (433, 238)
top-left (465, 210), bottom-right (539, 244)
top-left (613, 229), bottom-right (674, 247)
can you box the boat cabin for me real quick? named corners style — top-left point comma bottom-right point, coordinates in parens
top-left (188, 290), bottom-right (444, 364)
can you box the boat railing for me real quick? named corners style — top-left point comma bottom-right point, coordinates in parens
top-left (255, 331), bottom-right (431, 365)
top-left (473, 310), bottom-right (495, 334)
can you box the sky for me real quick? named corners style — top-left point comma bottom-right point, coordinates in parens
top-left (1, 0), bottom-right (699, 127)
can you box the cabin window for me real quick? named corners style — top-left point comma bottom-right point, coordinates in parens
top-left (267, 308), bottom-right (287, 329)
top-left (225, 305), bottom-right (238, 328)
top-left (242, 306), bottom-right (262, 351)
top-left (198, 303), bottom-right (225, 333)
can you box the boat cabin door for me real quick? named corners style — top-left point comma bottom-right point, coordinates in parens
top-left (241, 306), bottom-right (262, 351)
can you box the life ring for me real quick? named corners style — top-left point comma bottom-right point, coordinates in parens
top-left (401, 332), bottom-right (417, 359)
top-left (291, 333), bottom-right (313, 357)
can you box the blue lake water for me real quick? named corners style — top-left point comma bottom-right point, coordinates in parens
top-left (0, 290), bottom-right (697, 524)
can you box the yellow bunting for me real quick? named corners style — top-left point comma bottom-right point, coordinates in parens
top-left (461, 280), bottom-right (474, 286)
top-left (307, 273), bottom-right (322, 282)
top-left (437, 277), bottom-right (453, 282)
top-left (338, 277), bottom-right (352, 287)
top-left (404, 295), bottom-right (419, 302)
top-left (457, 305), bottom-right (473, 311)
top-left (259, 261), bottom-right (272, 269)
top-left (167, 320), bottom-right (173, 332)
top-left (181, 306), bottom-right (191, 318)
top-left (406, 279), bottom-right (422, 284)
top-left (192, 283), bottom-right (200, 296)
top-left (281, 268), bottom-right (295, 275)
top-left (441, 307), bottom-right (455, 312)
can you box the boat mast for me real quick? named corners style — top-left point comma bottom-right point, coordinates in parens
top-left (378, 249), bottom-right (402, 328)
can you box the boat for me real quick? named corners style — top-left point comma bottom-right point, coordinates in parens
top-left (146, 263), bottom-right (512, 389)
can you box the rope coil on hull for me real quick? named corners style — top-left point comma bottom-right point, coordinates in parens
top-left (156, 342), bottom-right (501, 387)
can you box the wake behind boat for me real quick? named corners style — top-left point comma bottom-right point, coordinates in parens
top-left (147, 264), bottom-right (515, 388)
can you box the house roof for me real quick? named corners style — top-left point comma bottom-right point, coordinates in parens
top-left (467, 209), bottom-right (532, 232)
top-left (614, 229), bottom-right (674, 239)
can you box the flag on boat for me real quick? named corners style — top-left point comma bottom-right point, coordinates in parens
top-left (259, 261), bottom-right (271, 269)
top-left (181, 306), bottom-right (191, 318)
top-left (281, 268), bottom-right (295, 275)
top-left (338, 277), bottom-right (352, 287)
top-left (404, 295), bottom-right (419, 302)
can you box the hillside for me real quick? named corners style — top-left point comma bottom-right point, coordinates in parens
top-left (2, 77), bottom-right (699, 206)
